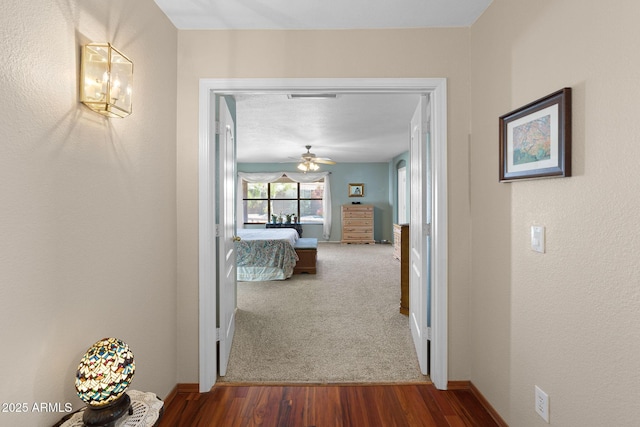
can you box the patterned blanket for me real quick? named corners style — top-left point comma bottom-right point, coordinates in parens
top-left (236, 239), bottom-right (299, 281)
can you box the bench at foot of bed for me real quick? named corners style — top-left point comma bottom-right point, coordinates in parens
top-left (293, 238), bottom-right (317, 274)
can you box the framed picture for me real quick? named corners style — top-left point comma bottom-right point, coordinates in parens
top-left (348, 183), bottom-right (364, 197)
top-left (499, 88), bottom-right (571, 182)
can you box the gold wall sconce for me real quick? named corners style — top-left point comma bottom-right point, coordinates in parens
top-left (80, 43), bottom-right (133, 118)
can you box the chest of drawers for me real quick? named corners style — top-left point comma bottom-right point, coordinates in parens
top-left (341, 204), bottom-right (375, 244)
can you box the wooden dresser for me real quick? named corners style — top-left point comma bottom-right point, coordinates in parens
top-left (341, 204), bottom-right (375, 244)
top-left (394, 224), bottom-right (409, 315)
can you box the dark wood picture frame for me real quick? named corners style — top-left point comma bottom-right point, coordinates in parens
top-left (499, 88), bottom-right (571, 182)
top-left (348, 183), bottom-right (364, 197)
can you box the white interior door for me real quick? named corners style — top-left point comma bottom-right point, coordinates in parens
top-left (218, 96), bottom-right (237, 376)
top-left (409, 95), bottom-right (430, 375)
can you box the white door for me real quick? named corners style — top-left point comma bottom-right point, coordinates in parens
top-left (218, 96), bottom-right (237, 376)
top-left (409, 95), bottom-right (431, 374)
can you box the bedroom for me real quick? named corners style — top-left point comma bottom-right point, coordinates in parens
top-left (232, 92), bottom-right (420, 284)
top-left (235, 92), bottom-right (419, 243)
top-left (224, 92), bottom-right (424, 380)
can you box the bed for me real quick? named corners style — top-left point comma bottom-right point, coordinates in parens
top-left (236, 228), bottom-right (300, 281)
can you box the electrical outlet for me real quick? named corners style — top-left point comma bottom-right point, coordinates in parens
top-left (535, 385), bottom-right (549, 423)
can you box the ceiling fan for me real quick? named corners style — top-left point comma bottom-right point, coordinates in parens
top-left (292, 145), bottom-right (336, 171)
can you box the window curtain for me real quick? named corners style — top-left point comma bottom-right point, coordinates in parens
top-left (237, 172), bottom-right (332, 240)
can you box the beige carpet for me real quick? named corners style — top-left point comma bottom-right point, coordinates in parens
top-left (219, 243), bottom-right (428, 383)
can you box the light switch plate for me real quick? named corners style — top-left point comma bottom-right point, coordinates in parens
top-left (531, 226), bottom-right (545, 253)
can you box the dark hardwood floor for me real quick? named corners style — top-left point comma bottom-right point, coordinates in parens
top-left (158, 383), bottom-right (504, 427)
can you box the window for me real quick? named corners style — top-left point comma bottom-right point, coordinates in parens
top-left (242, 177), bottom-right (324, 224)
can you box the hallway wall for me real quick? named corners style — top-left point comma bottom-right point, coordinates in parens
top-left (175, 29), bottom-right (473, 384)
top-left (470, 0), bottom-right (640, 424)
top-left (0, 1), bottom-right (178, 425)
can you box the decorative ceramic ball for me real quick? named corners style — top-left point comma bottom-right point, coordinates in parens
top-left (75, 337), bottom-right (135, 407)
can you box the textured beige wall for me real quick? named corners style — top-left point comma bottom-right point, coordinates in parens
top-left (0, 1), bottom-right (178, 425)
top-left (470, 0), bottom-right (640, 424)
top-left (176, 29), bottom-right (472, 382)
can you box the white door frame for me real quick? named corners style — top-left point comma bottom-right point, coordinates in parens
top-left (198, 78), bottom-right (448, 391)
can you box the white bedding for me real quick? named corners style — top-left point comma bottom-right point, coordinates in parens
top-left (236, 228), bottom-right (299, 247)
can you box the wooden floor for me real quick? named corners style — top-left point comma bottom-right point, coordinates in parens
top-left (158, 383), bottom-right (503, 427)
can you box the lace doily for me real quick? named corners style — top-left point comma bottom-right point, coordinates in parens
top-left (60, 390), bottom-right (163, 427)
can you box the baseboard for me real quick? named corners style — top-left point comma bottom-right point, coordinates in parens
top-left (163, 383), bottom-right (200, 407)
top-left (162, 385), bottom-right (178, 408)
top-left (447, 380), bottom-right (472, 390)
top-left (448, 381), bottom-right (508, 427)
top-left (177, 383), bottom-right (200, 393)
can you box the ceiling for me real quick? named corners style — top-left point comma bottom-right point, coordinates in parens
top-left (235, 94), bottom-right (420, 163)
top-left (155, 0), bottom-right (493, 163)
top-left (154, 0), bottom-right (492, 30)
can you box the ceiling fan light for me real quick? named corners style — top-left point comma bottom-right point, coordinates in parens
top-left (294, 146), bottom-right (331, 172)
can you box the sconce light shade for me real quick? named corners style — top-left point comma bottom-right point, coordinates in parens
top-left (75, 337), bottom-right (135, 426)
top-left (81, 43), bottom-right (133, 118)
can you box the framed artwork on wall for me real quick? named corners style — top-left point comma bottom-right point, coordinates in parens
top-left (499, 87), bottom-right (572, 182)
top-left (348, 183), bottom-right (364, 197)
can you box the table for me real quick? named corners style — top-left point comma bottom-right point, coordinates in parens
top-left (54, 390), bottom-right (163, 427)
top-left (266, 222), bottom-right (303, 237)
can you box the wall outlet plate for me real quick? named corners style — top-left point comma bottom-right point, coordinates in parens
top-left (535, 385), bottom-right (550, 423)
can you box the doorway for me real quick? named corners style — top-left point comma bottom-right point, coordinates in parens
top-left (198, 78), bottom-right (448, 391)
